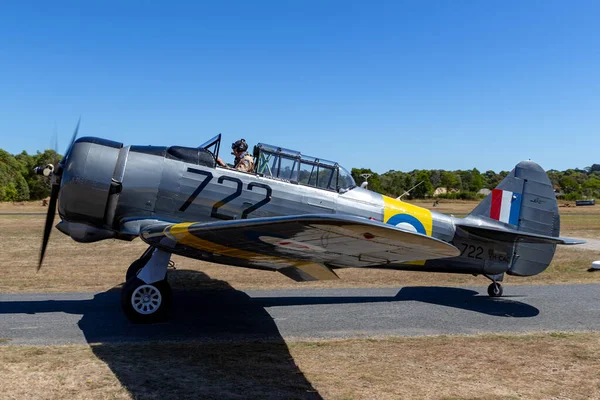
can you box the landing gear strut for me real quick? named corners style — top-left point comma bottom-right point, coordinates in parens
top-left (125, 247), bottom-right (154, 281)
top-left (121, 247), bottom-right (173, 323)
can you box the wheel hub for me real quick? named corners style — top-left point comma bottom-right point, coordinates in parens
top-left (131, 284), bottom-right (162, 315)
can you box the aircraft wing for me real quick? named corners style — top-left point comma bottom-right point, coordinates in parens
top-left (139, 214), bottom-right (460, 281)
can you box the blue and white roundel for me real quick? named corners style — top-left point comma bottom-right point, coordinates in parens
top-left (386, 214), bottom-right (427, 235)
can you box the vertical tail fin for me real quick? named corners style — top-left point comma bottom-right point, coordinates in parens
top-left (468, 161), bottom-right (559, 276)
top-left (469, 160), bottom-right (559, 236)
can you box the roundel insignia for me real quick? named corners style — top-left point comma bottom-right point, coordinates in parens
top-left (386, 214), bottom-right (427, 235)
top-left (383, 196), bottom-right (433, 236)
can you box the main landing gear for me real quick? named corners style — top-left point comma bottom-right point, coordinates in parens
top-left (485, 273), bottom-right (504, 298)
top-left (121, 247), bottom-right (173, 323)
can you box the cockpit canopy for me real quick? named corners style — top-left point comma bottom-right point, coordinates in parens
top-left (252, 143), bottom-right (356, 192)
top-left (199, 134), bottom-right (356, 192)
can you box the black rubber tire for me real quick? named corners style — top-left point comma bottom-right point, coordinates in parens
top-left (487, 282), bottom-right (503, 297)
top-left (125, 259), bottom-right (145, 281)
top-left (125, 248), bottom-right (154, 281)
top-left (121, 277), bottom-right (172, 324)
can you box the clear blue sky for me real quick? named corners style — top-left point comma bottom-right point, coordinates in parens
top-left (1, 1), bottom-right (598, 173)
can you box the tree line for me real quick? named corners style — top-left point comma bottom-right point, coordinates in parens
top-left (351, 164), bottom-right (600, 200)
top-left (0, 147), bottom-right (598, 201)
top-left (0, 149), bottom-right (60, 201)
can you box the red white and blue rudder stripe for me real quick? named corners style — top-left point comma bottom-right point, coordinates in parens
top-left (490, 189), bottom-right (522, 226)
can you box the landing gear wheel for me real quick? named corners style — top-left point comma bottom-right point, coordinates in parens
top-left (121, 277), bottom-right (172, 323)
top-left (487, 282), bottom-right (503, 297)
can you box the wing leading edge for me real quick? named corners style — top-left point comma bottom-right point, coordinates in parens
top-left (140, 214), bottom-right (460, 280)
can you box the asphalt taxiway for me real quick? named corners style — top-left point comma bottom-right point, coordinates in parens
top-left (1, 284), bottom-right (599, 345)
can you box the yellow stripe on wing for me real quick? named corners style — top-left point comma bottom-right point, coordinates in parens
top-left (166, 222), bottom-right (294, 266)
top-left (165, 223), bottom-right (339, 280)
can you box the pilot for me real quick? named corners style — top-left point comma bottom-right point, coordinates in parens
top-left (217, 138), bottom-right (255, 172)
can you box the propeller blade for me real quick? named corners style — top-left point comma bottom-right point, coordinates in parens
top-left (53, 124), bottom-right (59, 168)
top-left (38, 183), bottom-right (60, 271)
top-left (61, 118), bottom-right (80, 166)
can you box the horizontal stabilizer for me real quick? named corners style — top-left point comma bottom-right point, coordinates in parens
top-left (456, 224), bottom-right (586, 245)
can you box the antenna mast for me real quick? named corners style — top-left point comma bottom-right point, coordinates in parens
top-left (360, 173), bottom-right (372, 189)
top-left (396, 180), bottom-right (424, 200)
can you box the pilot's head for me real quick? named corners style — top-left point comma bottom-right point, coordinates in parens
top-left (231, 139), bottom-right (248, 157)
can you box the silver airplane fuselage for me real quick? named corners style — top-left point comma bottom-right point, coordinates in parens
top-left (56, 136), bottom-right (562, 279)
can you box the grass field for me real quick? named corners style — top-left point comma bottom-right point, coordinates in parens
top-left (1, 333), bottom-right (600, 399)
top-left (1, 200), bottom-right (598, 293)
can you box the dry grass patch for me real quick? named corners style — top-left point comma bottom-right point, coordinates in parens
top-left (526, 246), bottom-right (600, 285)
top-left (411, 199), bottom-right (477, 216)
top-left (561, 214), bottom-right (600, 238)
top-left (0, 201), bottom-right (47, 213)
top-left (0, 345), bottom-right (129, 399)
top-left (558, 203), bottom-right (600, 215)
top-left (0, 215), bottom-right (149, 293)
top-left (0, 341), bottom-right (319, 400)
top-left (292, 332), bottom-right (600, 399)
top-left (2, 333), bottom-right (600, 399)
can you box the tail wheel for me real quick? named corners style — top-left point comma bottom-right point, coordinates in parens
top-left (121, 277), bottom-right (172, 323)
top-left (487, 282), bottom-right (503, 297)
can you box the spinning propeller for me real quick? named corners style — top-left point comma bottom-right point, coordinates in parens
top-left (37, 119), bottom-right (80, 271)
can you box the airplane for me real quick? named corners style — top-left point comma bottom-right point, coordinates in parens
top-left (36, 123), bottom-right (585, 323)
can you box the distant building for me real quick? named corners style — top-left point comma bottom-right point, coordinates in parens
top-left (433, 187), bottom-right (448, 196)
top-left (478, 188), bottom-right (491, 196)
top-left (433, 187), bottom-right (459, 197)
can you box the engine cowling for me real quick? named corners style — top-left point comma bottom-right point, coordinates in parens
top-left (57, 137), bottom-right (123, 242)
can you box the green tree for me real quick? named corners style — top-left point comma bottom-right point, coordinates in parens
top-left (16, 150), bottom-right (61, 200)
top-left (429, 170), bottom-right (442, 188)
top-left (582, 177), bottom-right (600, 197)
top-left (469, 168), bottom-right (484, 192)
top-left (440, 171), bottom-right (459, 189)
top-left (588, 164), bottom-right (600, 174)
top-left (559, 176), bottom-right (579, 194)
top-left (412, 170), bottom-right (433, 198)
top-left (546, 170), bottom-right (562, 188)
top-left (0, 149), bottom-right (30, 201)
top-left (380, 170), bottom-right (408, 198)
top-left (403, 174), bottom-right (414, 192)
top-left (484, 170), bottom-right (504, 189)
top-left (351, 168), bottom-right (383, 193)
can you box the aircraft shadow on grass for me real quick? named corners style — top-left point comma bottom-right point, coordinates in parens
top-left (0, 269), bottom-right (540, 398)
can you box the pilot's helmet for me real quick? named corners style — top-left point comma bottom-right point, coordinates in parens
top-left (232, 139), bottom-right (248, 153)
